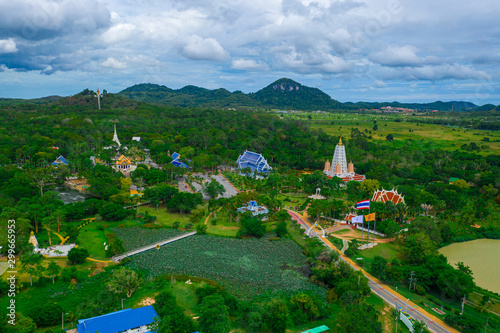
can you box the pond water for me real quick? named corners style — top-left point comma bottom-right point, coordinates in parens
top-left (439, 239), bottom-right (500, 294)
top-left (52, 184), bottom-right (90, 204)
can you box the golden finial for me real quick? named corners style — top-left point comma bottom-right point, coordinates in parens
top-left (96, 88), bottom-right (100, 95)
top-left (338, 137), bottom-right (343, 146)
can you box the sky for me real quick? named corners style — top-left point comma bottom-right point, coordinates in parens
top-left (0, 0), bottom-right (499, 104)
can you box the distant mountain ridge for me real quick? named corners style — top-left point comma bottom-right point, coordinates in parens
top-left (118, 78), bottom-right (491, 111)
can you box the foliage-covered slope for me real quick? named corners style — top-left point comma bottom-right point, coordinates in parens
top-left (251, 78), bottom-right (342, 110)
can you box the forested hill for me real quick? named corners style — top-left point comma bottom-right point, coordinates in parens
top-left (119, 78), bottom-right (487, 111)
top-left (118, 78), bottom-right (344, 110)
top-left (250, 78), bottom-right (343, 110)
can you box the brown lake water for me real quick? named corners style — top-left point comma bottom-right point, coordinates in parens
top-left (439, 239), bottom-right (500, 294)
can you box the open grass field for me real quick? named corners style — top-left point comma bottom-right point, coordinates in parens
top-left (358, 242), bottom-right (403, 263)
top-left (206, 217), bottom-right (239, 237)
top-left (137, 205), bottom-right (197, 227)
top-left (78, 225), bottom-right (108, 259)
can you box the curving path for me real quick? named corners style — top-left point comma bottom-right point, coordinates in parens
top-left (287, 210), bottom-right (459, 333)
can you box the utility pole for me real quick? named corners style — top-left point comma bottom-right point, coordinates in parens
top-left (409, 271), bottom-right (415, 290)
top-left (461, 294), bottom-right (466, 315)
top-left (484, 317), bottom-right (489, 333)
top-left (395, 299), bottom-right (399, 333)
top-left (413, 278), bottom-right (417, 291)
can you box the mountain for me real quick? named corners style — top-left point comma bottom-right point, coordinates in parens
top-left (251, 78), bottom-right (342, 110)
top-left (117, 79), bottom-right (483, 111)
top-left (475, 104), bottom-right (497, 111)
top-left (119, 83), bottom-right (257, 109)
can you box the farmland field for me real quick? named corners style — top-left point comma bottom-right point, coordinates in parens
top-left (127, 235), bottom-right (321, 295)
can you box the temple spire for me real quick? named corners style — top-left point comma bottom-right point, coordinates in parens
top-left (338, 136), bottom-right (343, 146)
top-left (112, 123), bottom-right (121, 147)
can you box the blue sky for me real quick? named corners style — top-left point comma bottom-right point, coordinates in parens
top-left (0, 0), bottom-right (499, 104)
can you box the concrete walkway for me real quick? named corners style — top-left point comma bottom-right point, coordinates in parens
top-left (341, 239), bottom-right (349, 253)
top-left (112, 231), bottom-right (196, 262)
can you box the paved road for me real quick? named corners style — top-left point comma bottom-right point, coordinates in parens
top-left (287, 210), bottom-right (458, 333)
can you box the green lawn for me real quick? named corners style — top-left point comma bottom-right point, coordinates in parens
top-left (358, 242), bottom-right (403, 262)
top-left (77, 225), bottom-right (108, 260)
top-left (137, 205), bottom-right (195, 227)
top-left (206, 216), bottom-right (239, 237)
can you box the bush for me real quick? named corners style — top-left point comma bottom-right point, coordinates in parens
top-left (105, 233), bottom-right (125, 257)
top-left (28, 302), bottom-right (62, 327)
top-left (196, 223), bottom-right (207, 235)
top-left (99, 203), bottom-right (130, 221)
top-left (68, 247), bottom-right (89, 264)
top-left (237, 214), bottom-right (266, 238)
top-left (275, 221), bottom-right (288, 237)
top-left (37, 276), bottom-right (50, 287)
top-left (185, 223), bottom-right (193, 230)
top-left (173, 221), bottom-right (180, 229)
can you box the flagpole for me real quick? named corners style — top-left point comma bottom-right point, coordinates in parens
top-left (367, 201), bottom-right (371, 246)
top-left (360, 211), bottom-right (364, 246)
top-left (373, 212), bottom-right (376, 244)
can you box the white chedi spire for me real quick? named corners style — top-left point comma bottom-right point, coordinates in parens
top-left (112, 123), bottom-right (121, 147)
top-left (331, 138), bottom-right (348, 175)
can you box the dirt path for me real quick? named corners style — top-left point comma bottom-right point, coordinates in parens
top-left (331, 229), bottom-right (394, 243)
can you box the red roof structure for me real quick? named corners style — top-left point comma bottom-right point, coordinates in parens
top-left (372, 189), bottom-right (405, 205)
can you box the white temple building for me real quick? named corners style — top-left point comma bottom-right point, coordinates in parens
top-left (324, 137), bottom-right (366, 181)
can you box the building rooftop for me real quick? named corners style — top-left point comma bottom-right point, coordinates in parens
top-left (77, 306), bottom-right (158, 333)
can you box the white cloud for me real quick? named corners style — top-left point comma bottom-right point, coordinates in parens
top-left (279, 47), bottom-right (351, 74)
top-left (101, 57), bottom-right (127, 69)
top-left (231, 59), bottom-right (269, 71)
top-left (373, 80), bottom-right (386, 88)
top-left (380, 64), bottom-right (490, 81)
top-left (181, 35), bottom-right (228, 61)
top-left (102, 23), bottom-right (137, 44)
top-left (0, 39), bottom-right (17, 53)
top-left (370, 45), bottom-right (440, 67)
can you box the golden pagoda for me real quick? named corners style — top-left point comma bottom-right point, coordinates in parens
top-left (28, 231), bottom-right (38, 249)
top-left (348, 161), bottom-right (354, 173)
top-left (334, 163), bottom-right (342, 174)
top-left (324, 161), bottom-right (331, 172)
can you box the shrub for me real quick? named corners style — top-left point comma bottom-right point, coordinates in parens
top-left (68, 247), bottom-right (89, 264)
top-left (99, 202), bottom-right (130, 221)
top-left (173, 221), bottom-right (181, 229)
top-left (28, 302), bottom-right (62, 327)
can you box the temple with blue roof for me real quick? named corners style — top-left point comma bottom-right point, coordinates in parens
top-left (171, 152), bottom-right (189, 168)
top-left (237, 200), bottom-right (269, 217)
top-left (236, 150), bottom-right (271, 174)
top-left (76, 305), bottom-right (158, 333)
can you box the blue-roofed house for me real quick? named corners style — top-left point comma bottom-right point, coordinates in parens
top-left (171, 152), bottom-right (189, 168)
top-left (77, 305), bottom-right (158, 333)
top-left (237, 200), bottom-right (269, 217)
top-left (236, 151), bottom-right (271, 174)
top-left (52, 155), bottom-right (69, 167)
